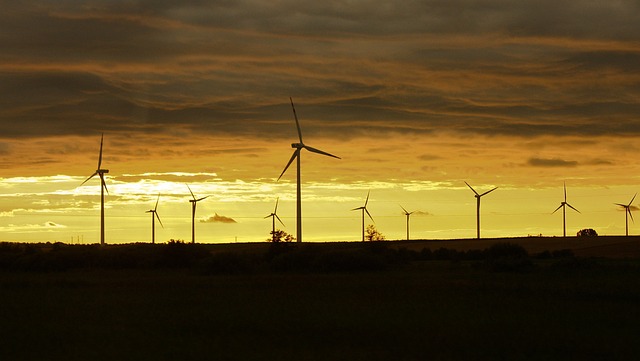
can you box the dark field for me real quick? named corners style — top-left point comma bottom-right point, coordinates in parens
top-left (1, 239), bottom-right (639, 360)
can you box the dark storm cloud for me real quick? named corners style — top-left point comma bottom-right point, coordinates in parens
top-left (1, 1), bottom-right (640, 141)
top-left (527, 158), bottom-right (578, 168)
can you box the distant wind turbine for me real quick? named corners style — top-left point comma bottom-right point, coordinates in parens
top-left (146, 194), bottom-right (164, 244)
top-left (615, 193), bottom-right (636, 236)
top-left (352, 191), bottom-right (374, 242)
top-left (465, 181), bottom-right (498, 239)
top-left (187, 184), bottom-right (208, 244)
top-left (265, 197), bottom-right (285, 242)
top-left (552, 182), bottom-right (580, 237)
top-left (80, 133), bottom-right (109, 245)
top-left (277, 97), bottom-right (340, 243)
top-left (400, 205), bottom-right (415, 241)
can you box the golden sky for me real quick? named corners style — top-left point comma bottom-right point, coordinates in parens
top-left (1, 1), bottom-right (640, 243)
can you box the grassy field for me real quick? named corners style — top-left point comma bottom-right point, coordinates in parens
top-left (1, 238), bottom-right (639, 360)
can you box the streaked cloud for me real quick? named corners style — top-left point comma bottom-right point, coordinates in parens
top-left (527, 158), bottom-right (579, 168)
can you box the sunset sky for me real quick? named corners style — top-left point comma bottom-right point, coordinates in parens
top-left (2, 1), bottom-right (640, 244)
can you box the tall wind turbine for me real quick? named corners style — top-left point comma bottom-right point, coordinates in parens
top-left (552, 182), bottom-right (580, 237)
top-left (400, 205), bottom-right (415, 241)
top-left (352, 191), bottom-right (374, 242)
top-left (465, 181), bottom-right (498, 239)
top-left (146, 194), bottom-right (164, 244)
top-left (265, 197), bottom-right (285, 242)
top-left (277, 97), bottom-right (340, 243)
top-left (80, 133), bottom-right (109, 245)
top-left (187, 184), bottom-right (208, 244)
top-left (615, 193), bottom-right (636, 236)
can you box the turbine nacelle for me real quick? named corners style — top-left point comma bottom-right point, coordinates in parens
top-left (291, 143), bottom-right (303, 149)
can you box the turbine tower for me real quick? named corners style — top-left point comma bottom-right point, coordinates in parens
top-left (187, 184), bottom-right (208, 244)
top-left (552, 182), bottom-right (580, 237)
top-left (265, 197), bottom-right (285, 242)
top-left (277, 97), bottom-right (340, 243)
top-left (80, 133), bottom-right (109, 245)
top-left (352, 191), bottom-right (374, 242)
top-left (400, 205), bottom-right (415, 241)
top-left (146, 194), bottom-right (164, 244)
top-left (465, 181), bottom-right (498, 239)
top-left (615, 193), bottom-right (636, 236)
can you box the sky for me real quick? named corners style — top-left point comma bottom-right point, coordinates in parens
top-left (1, 1), bottom-right (640, 244)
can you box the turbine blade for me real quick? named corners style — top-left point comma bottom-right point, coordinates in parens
top-left (365, 190), bottom-right (370, 207)
top-left (154, 194), bottom-right (160, 211)
top-left (81, 172), bottom-right (98, 186)
top-left (264, 214), bottom-right (272, 219)
top-left (303, 145), bottom-right (341, 159)
top-left (552, 204), bottom-right (563, 214)
top-left (629, 208), bottom-right (635, 223)
top-left (98, 133), bottom-right (104, 169)
top-left (563, 182), bottom-right (567, 203)
top-left (187, 184), bottom-right (196, 200)
top-left (480, 187), bottom-right (498, 197)
top-left (156, 212), bottom-right (164, 228)
top-left (290, 97), bottom-right (303, 144)
top-left (365, 208), bottom-right (374, 223)
top-left (465, 181), bottom-right (479, 196)
top-left (277, 150), bottom-right (299, 181)
top-left (628, 193), bottom-right (637, 207)
top-left (615, 203), bottom-right (627, 207)
top-left (400, 204), bottom-right (409, 215)
top-left (196, 196), bottom-right (208, 202)
top-left (566, 203), bottom-right (580, 213)
top-left (274, 197), bottom-right (279, 213)
top-left (351, 207), bottom-right (364, 211)
top-left (100, 174), bottom-right (109, 195)
top-left (275, 214), bottom-right (286, 227)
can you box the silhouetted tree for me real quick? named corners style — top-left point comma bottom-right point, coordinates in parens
top-left (268, 229), bottom-right (295, 243)
top-left (365, 224), bottom-right (385, 241)
top-left (577, 228), bottom-right (598, 237)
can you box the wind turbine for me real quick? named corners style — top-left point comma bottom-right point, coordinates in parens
top-left (615, 193), bottom-right (636, 236)
top-left (400, 205), bottom-right (415, 241)
top-left (146, 194), bottom-right (164, 244)
top-left (352, 191), bottom-right (374, 242)
top-left (265, 197), bottom-right (285, 242)
top-left (465, 181), bottom-right (498, 239)
top-left (277, 97), bottom-right (340, 243)
top-left (80, 133), bottom-right (109, 245)
top-left (552, 182), bottom-right (580, 237)
top-left (187, 184), bottom-right (208, 244)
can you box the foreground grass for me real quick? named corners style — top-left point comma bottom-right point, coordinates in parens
top-left (1, 259), bottom-right (639, 361)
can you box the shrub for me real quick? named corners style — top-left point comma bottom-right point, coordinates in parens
top-left (577, 228), bottom-right (598, 237)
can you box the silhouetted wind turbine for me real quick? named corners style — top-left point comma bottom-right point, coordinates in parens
top-left (465, 181), bottom-right (497, 239)
top-left (552, 183), bottom-right (580, 237)
top-left (80, 133), bottom-right (109, 245)
top-left (400, 205), bottom-right (415, 241)
top-left (187, 184), bottom-right (208, 244)
top-left (265, 197), bottom-right (285, 242)
top-left (277, 97), bottom-right (340, 243)
top-left (615, 193), bottom-right (636, 236)
top-left (146, 194), bottom-right (163, 244)
top-left (352, 191), bottom-right (374, 242)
